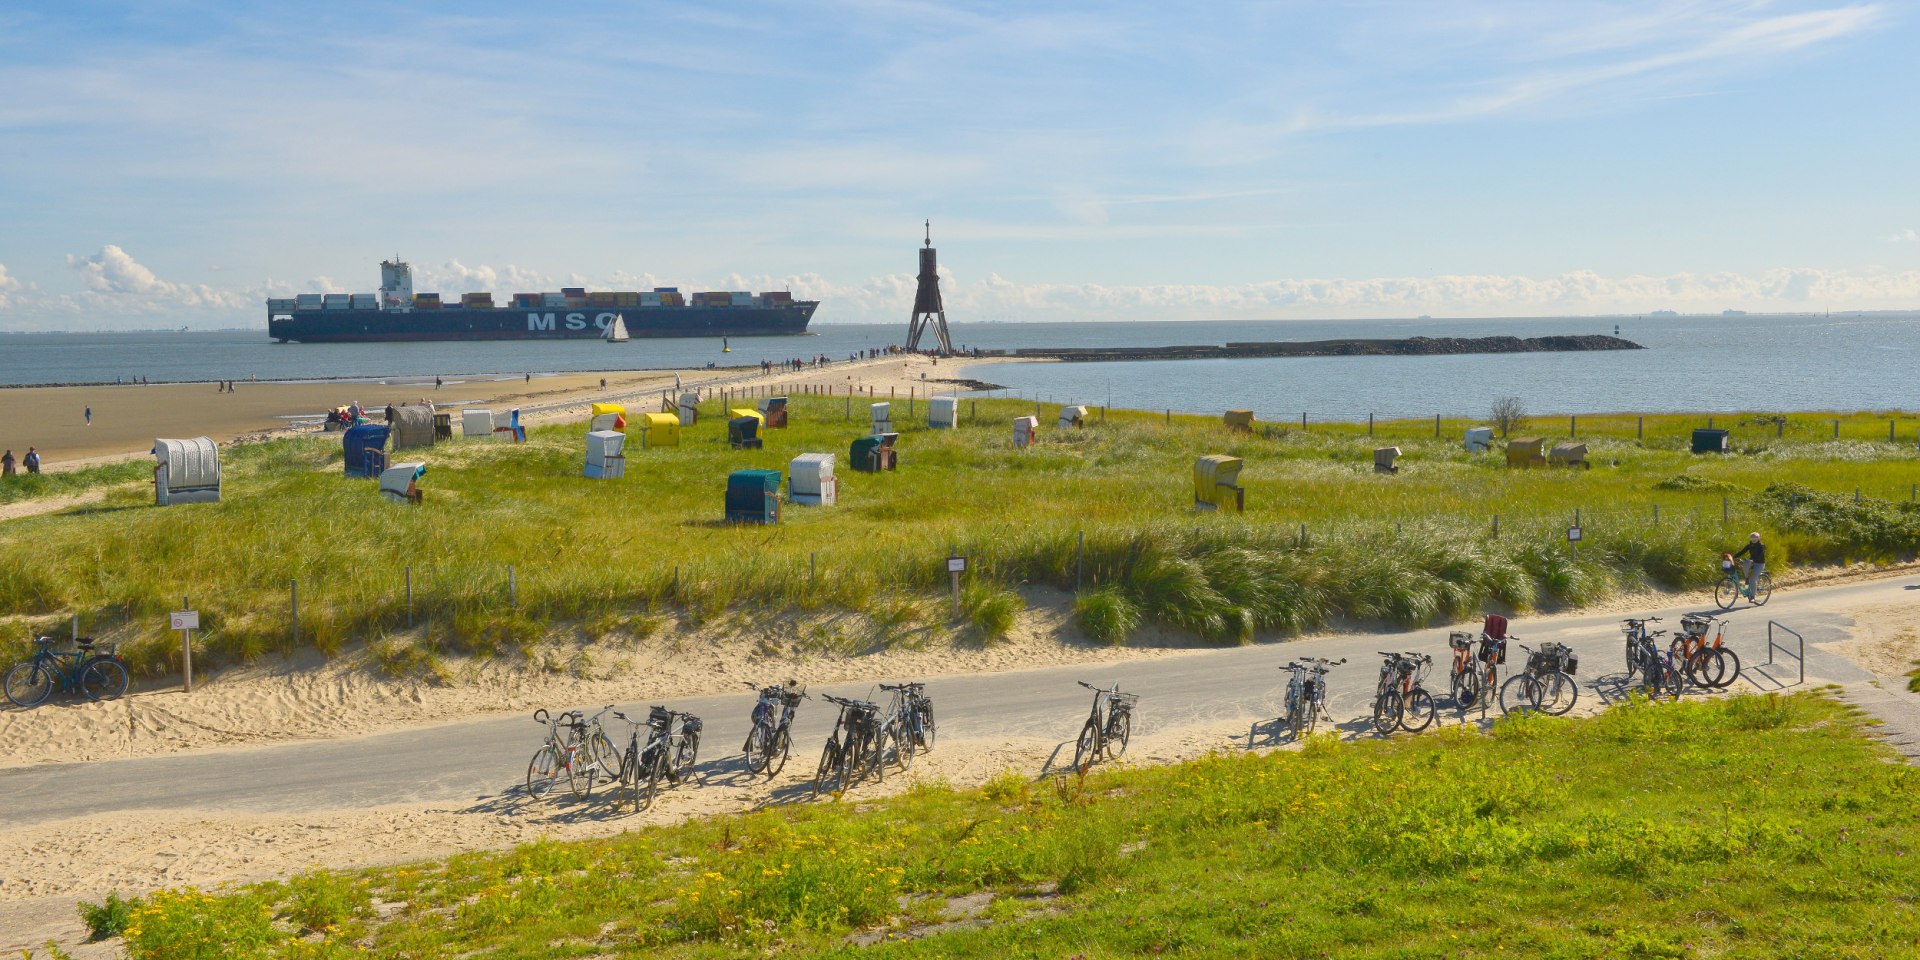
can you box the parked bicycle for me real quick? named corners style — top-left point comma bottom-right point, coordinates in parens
top-left (1499, 642), bottom-right (1580, 715)
top-left (1371, 651), bottom-right (1437, 734)
top-left (1279, 657), bottom-right (1342, 739)
top-left (742, 680), bottom-right (808, 778)
top-left (1714, 554), bottom-right (1772, 610)
top-left (1073, 680), bottom-right (1136, 772)
top-left (878, 682), bottom-right (936, 771)
top-left (5, 636), bottom-right (128, 708)
top-left (614, 705), bottom-right (703, 812)
top-left (1672, 614), bottom-right (1741, 689)
top-left (815, 694), bottom-right (889, 796)
top-left (1447, 615), bottom-right (1509, 712)
top-left (525, 708), bottom-right (582, 800)
top-left (1621, 617), bottom-right (1663, 678)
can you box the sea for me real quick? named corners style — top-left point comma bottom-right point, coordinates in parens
top-left (0, 313), bottom-right (1912, 417)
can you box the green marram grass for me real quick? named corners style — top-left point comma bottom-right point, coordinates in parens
top-left (87, 692), bottom-right (1920, 959)
top-left (1, 397), bottom-right (1918, 675)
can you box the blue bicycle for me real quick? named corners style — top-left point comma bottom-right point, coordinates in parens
top-left (5, 637), bottom-right (129, 708)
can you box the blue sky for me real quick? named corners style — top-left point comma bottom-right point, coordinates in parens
top-left (0, 0), bottom-right (1914, 329)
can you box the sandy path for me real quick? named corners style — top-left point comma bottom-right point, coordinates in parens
top-left (0, 488), bottom-right (112, 522)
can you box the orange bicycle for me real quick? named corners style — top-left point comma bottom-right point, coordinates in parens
top-left (1671, 614), bottom-right (1741, 689)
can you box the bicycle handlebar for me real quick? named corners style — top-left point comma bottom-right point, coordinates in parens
top-left (878, 682), bottom-right (925, 692)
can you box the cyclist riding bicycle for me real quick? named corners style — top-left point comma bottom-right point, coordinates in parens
top-left (1730, 532), bottom-right (1766, 599)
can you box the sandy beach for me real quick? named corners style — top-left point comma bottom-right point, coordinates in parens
top-left (0, 354), bottom-right (1024, 473)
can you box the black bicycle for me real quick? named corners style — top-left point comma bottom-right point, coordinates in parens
top-left (878, 682), bottom-right (936, 771)
top-left (613, 706), bottom-right (702, 812)
top-left (5, 636), bottom-right (128, 708)
top-left (815, 694), bottom-right (888, 796)
top-left (1500, 642), bottom-right (1580, 715)
top-left (1073, 680), bottom-right (1136, 772)
top-left (742, 680), bottom-right (807, 778)
top-left (1371, 651), bottom-right (1437, 734)
top-left (1622, 617), bottom-right (1663, 678)
top-left (1279, 657), bottom-right (1342, 739)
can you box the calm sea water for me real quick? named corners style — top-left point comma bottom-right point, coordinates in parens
top-left (0, 314), bottom-right (1911, 415)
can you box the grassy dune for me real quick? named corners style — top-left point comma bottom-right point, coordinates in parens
top-left (1, 397), bottom-right (1917, 676)
top-left (85, 692), bottom-right (1920, 958)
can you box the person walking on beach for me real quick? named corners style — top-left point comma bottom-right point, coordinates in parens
top-left (84, 406), bottom-right (92, 427)
top-left (2, 450), bottom-right (14, 477)
top-left (435, 376), bottom-right (443, 389)
top-left (23, 447), bottom-right (40, 473)
top-left (1730, 532), bottom-right (1767, 599)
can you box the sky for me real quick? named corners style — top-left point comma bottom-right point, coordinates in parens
top-left (1, 0), bottom-right (1916, 330)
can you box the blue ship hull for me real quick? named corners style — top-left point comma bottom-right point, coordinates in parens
top-left (269, 302), bottom-right (816, 343)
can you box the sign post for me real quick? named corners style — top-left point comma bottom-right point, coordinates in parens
top-left (170, 606), bottom-right (199, 693)
top-left (947, 555), bottom-right (967, 618)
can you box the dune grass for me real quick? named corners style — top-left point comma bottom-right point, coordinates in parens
top-left (1, 396), bottom-right (1917, 677)
top-left (88, 691), bottom-right (1920, 959)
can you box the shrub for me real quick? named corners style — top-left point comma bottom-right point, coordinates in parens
top-left (960, 585), bottom-right (1023, 642)
top-left (78, 891), bottom-right (134, 941)
top-left (1075, 587), bottom-right (1140, 645)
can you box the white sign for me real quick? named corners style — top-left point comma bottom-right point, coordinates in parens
top-left (946, 556), bottom-right (968, 573)
top-left (170, 610), bottom-right (199, 630)
top-left (1567, 526), bottom-right (1583, 543)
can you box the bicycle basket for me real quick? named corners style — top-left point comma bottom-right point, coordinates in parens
top-left (680, 715), bottom-right (703, 734)
top-left (1448, 631), bottom-right (1473, 651)
top-left (648, 706), bottom-right (672, 725)
top-left (1526, 650), bottom-right (1552, 674)
top-left (1109, 692), bottom-right (1139, 713)
top-left (1680, 615), bottom-right (1711, 638)
top-left (1479, 638), bottom-right (1507, 665)
top-left (1562, 652), bottom-right (1580, 676)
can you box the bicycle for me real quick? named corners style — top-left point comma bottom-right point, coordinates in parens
top-left (878, 682), bottom-right (936, 771)
top-left (815, 694), bottom-right (886, 797)
top-left (1073, 680), bottom-right (1136, 772)
top-left (1621, 617), bottom-right (1663, 679)
top-left (1499, 642), bottom-right (1580, 716)
top-left (525, 708), bottom-right (582, 800)
top-left (1713, 555), bottom-right (1772, 610)
top-left (1279, 657), bottom-right (1342, 739)
top-left (1672, 614), bottom-right (1741, 689)
top-left (742, 680), bottom-right (808, 778)
top-left (1448, 614), bottom-right (1510, 713)
top-left (5, 636), bottom-right (129, 708)
top-left (1371, 651), bottom-right (1437, 734)
top-left (614, 706), bottom-right (703, 812)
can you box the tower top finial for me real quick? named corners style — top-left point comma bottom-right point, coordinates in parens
top-left (924, 219), bottom-right (931, 247)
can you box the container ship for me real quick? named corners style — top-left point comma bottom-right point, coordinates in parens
top-left (268, 258), bottom-right (816, 343)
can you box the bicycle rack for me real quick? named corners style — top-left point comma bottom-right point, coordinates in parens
top-left (1765, 620), bottom-right (1805, 686)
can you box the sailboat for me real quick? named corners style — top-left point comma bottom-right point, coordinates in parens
top-left (605, 314), bottom-right (630, 344)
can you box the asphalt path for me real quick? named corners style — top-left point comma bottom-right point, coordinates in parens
top-left (3, 572), bottom-right (1915, 829)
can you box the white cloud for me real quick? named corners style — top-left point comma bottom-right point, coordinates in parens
top-left (0, 264), bottom-right (18, 308)
top-left (1886, 228), bottom-right (1918, 243)
top-left (66, 245), bottom-right (249, 311)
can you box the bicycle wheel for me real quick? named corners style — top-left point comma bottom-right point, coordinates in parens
top-left (526, 745), bottom-right (560, 800)
top-left (1398, 688), bottom-right (1436, 733)
top-left (619, 745), bottom-right (641, 813)
top-left (590, 732), bottom-right (621, 783)
top-left (891, 721), bottom-right (914, 772)
top-left (1623, 640), bottom-right (1639, 677)
top-left (1714, 576), bottom-right (1739, 611)
top-left (915, 702), bottom-right (937, 752)
top-left (744, 723), bottom-right (771, 775)
top-left (1649, 661), bottom-right (1682, 701)
top-left (1498, 675), bottom-right (1535, 716)
top-left (768, 725), bottom-right (792, 778)
top-left (1371, 690), bottom-right (1400, 734)
top-left (1538, 672), bottom-right (1578, 716)
top-left (564, 745), bottom-right (593, 800)
top-left (1710, 646), bottom-right (1742, 689)
top-left (673, 731), bottom-right (700, 784)
top-left (1074, 718), bottom-right (1101, 773)
top-left (5, 662), bottom-right (54, 708)
top-left (813, 738), bottom-right (843, 797)
top-left (639, 750), bottom-right (666, 809)
top-left (1106, 712), bottom-right (1131, 759)
top-left (1285, 694), bottom-right (1307, 740)
top-left (78, 659), bottom-right (129, 702)
top-left (1685, 647), bottom-right (1725, 689)
top-left (1750, 573), bottom-right (1773, 606)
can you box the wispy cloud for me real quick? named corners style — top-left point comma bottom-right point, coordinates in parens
top-left (1887, 228), bottom-right (1919, 243)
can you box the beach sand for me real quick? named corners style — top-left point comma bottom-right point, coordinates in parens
top-left (0, 354), bottom-right (1026, 473)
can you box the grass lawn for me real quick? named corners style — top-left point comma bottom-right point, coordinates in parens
top-left (2, 398), bottom-right (1917, 676)
top-left (91, 691), bottom-right (1920, 959)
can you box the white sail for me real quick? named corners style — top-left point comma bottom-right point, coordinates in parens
top-left (606, 314), bottom-right (630, 343)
